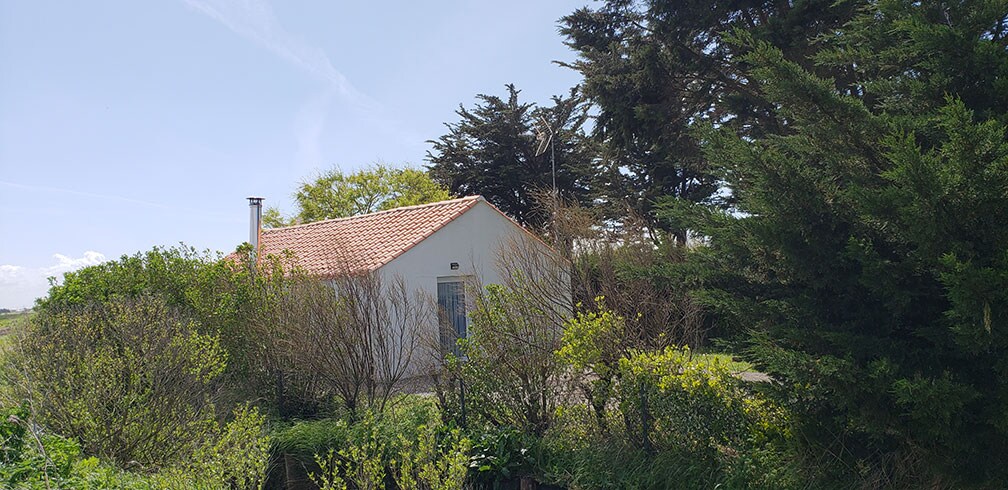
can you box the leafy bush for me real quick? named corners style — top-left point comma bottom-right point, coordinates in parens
top-left (558, 299), bottom-right (627, 432)
top-left (310, 414), bottom-right (387, 490)
top-left (613, 347), bottom-right (796, 488)
top-left (36, 246), bottom-right (248, 352)
top-left (466, 425), bottom-right (536, 486)
top-left (617, 346), bottom-right (782, 453)
top-left (533, 387), bottom-right (795, 490)
top-left (394, 421), bottom-right (470, 490)
top-left (3, 295), bottom-right (227, 468)
top-left (0, 427), bottom-right (142, 490)
top-left (274, 396), bottom-right (469, 490)
top-left (34, 245), bottom-right (271, 407)
top-left (451, 282), bottom-right (571, 437)
top-left (184, 404), bottom-right (271, 488)
top-left (0, 403), bottom-right (269, 490)
top-left (0, 405), bottom-right (26, 465)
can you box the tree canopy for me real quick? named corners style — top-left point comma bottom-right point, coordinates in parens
top-left (426, 84), bottom-right (595, 229)
top-left (263, 164), bottom-right (451, 227)
top-left (559, 0), bottom-right (863, 242)
top-left (693, 1), bottom-right (1008, 484)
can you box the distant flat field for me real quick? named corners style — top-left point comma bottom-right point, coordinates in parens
top-left (0, 311), bottom-right (30, 336)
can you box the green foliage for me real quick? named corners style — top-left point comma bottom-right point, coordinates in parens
top-left (0, 405), bottom-right (26, 465)
top-left (426, 84), bottom-right (595, 229)
top-left (453, 283), bottom-right (570, 437)
top-left (39, 245), bottom-right (229, 316)
top-left (616, 346), bottom-right (784, 455)
top-left (275, 396), bottom-right (469, 490)
top-left (559, 0), bottom-right (862, 237)
top-left (393, 422), bottom-right (470, 490)
top-left (696, 352), bottom-right (753, 374)
top-left (310, 404), bottom-right (471, 490)
top-left (0, 428), bottom-right (137, 490)
top-left (558, 299), bottom-right (626, 430)
top-left (187, 404), bottom-right (271, 489)
top-left (552, 304), bottom-right (792, 488)
top-left (537, 399), bottom-right (795, 490)
top-left (538, 435), bottom-right (719, 490)
top-left (272, 418), bottom-right (351, 461)
top-left (466, 426), bottom-right (535, 485)
top-left (34, 245), bottom-right (259, 386)
top-left (696, 1), bottom-right (1008, 485)
top-left (558, 298), bottom-right (625, 374)
top-left (4, 296), bottom-right (226, 468)
top-left (0, 311), bottom-right (28, 331)
top-left (0, 404), bottom-right (269, 490)
top-left (265, 164), bottom-right (451, 226)
top-left (311, 416), bottom-right (387, 490)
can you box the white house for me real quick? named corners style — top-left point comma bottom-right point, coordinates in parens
top-left (244, 195), bottom-right (565, 360)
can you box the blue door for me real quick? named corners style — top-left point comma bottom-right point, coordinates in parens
top-left (437, 280), bottom-right (466, 356)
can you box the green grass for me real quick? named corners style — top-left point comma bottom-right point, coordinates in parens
top-left (0, 310), bottom-right (30, 348)
top-left (695, 352), bottom-right (754, 373)
top-left (0, 310), bottom-right (30, 329)
top-left (0, 311), bottom-right (25, 328)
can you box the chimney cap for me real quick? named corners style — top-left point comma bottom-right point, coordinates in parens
top-left (247, 196), bottom-right (265, 204)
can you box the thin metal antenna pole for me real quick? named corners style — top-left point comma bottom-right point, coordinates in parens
top-left (536, 114), bottom-right (559, 245)
top-left (551, 133), bottom-right (558, 247)
top-left (551, 132), bottom-right (556, 198)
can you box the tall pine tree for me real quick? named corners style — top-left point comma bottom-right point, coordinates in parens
top-left (698, 1), bottom-right (1008, 485)
top-left (560, 0), bottom-right (863, 243)
top-left (426, 84), bottom-right (594, 229)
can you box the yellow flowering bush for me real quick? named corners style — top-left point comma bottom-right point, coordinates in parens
top-left (617, 346), bottom-right (780, 454)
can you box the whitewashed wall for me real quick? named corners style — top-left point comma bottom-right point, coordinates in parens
top-left (378, 198), bottom-right (555, 376)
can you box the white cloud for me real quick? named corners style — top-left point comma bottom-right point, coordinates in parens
top-left (0, 251), bottom-right (106, 309)
top-left (42, 251), bottom-right (107, 276)
top-left (180, 0), bottom-right (376, 109)
top-left (294, 88), bottom-right (335, 171)
top-left (178, 0), bottom-right (422, 175)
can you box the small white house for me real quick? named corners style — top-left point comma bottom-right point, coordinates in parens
top-left (244, 195), bottom-right (563, 359)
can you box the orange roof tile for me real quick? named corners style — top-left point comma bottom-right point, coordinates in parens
top-left (254, 196), bottom-right (482, 276)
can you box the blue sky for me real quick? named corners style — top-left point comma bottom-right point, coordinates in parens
top-left (0, 0), bottom-right (586, 309)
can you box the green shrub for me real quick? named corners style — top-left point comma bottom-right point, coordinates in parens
top-left (310, 414), bottom-right (387, 490)
top-left (616, 346), bottom-right (794, 487)
top-left (558, 298), bottom-right (628, 432)
top-left (3, 295), bottom-right (227, 468)
top-left (183, 404), bottom-right (271, 488)
top-left (453, 282), bottom-right (571, 436)
top-left (394, 421), bottom-right (470, 490)
top-left (0, 412), bottom-right (153, 489)
top-left (33, 245), bottom-right (276, 412)
top-left (538, 442), bottom-right (720, 489)
top-left (275, 396), bottom-right (470, 490)
top-left (466, 425), bottom-right (536, 486)
top-left (530, 343), bottom-right (797, 489)
top-left (534, 395), bottom-right (796, 489)
top-left (617, 346), bottom-right (752, 452)
top-left (0, 405), bottom-right (26, 465)
top-left (0, 404), bottom-right (269, 490)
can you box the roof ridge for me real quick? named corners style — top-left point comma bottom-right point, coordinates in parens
top-left (369, 197), bottom-right (482, 269)
top-left (262, 195), bottom-right (482, 233)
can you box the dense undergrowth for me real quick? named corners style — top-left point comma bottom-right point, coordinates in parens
top-left (1, 274), bottom-right (794, 488)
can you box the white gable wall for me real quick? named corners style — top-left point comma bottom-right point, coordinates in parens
top-left (380, 199), bottom-right (519, 293)
top-left (378, 199), bottom-right (553, 374)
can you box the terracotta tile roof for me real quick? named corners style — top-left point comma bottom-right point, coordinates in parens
top-left (254, 196), bottom-right (482, 276)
